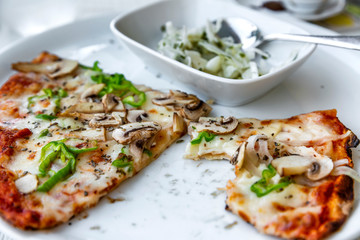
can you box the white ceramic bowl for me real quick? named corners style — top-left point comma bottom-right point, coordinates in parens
top-left (110, 0), bottom-right (316, 106)
top-left (282, 0), bottom-right (329, 14)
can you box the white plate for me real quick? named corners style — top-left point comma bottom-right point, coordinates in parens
top-left (293, 0), bottom-right (346, 21)
top-left (0, 14), bottom-right (359, 240)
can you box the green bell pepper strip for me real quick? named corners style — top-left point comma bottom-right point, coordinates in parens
top-left (250, 165), bottom-right (292, 197)
top-left (87, 61), bottom-right (146, 107)
top-left (37, 140), bottom-right (98, 192)
top-left (36, 114), bottom-right (58, 121)
top-left (143, 149), bottom-right (153, 157)
top-left (190, 131), bottom-right (217, 145)
top-left (79, 61), bottom-right (102, 72)
top-left (67, 146), bottom-right (98, 155)
top-left (39, 129), bottom-right (50, 138)
top-left (112, 156), bottom-right (133, 173)
top-left (37, 157), bottom-right (75, 192)
top-left (28, 88), bottom-right (67, 112)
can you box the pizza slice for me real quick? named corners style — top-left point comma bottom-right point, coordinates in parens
top-left (185, 110), bottom-right (359, 240)
top-left (0, 52), bottom-right (211, 229)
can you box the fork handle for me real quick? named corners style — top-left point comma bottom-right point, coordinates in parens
top-left (263, 33), bottom-right (360, 50)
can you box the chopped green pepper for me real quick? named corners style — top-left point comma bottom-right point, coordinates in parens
top-left (37, 157), bottom-right (75, 192)
top-left (37, 139), bottom-right (98, 192)
top-left (190, 131), bottom-right (217, 145)
top-left (112, 155), bottom-right (133, 173)
top-left (36, 114), bottom-right (58, 121)
top-left (79, 61), bottom-right (103, 72)
top-left (250, 165), bottom-right (292, 197)
top-left (143, 149), bottom-right (153, 157)
top-left (87, 61), bottom-right (146, 107)
top-left (122, 90), bottom-right (146, 107)
top-left (28, 88), bottom-right (68, 113)
top-left (39, 129), bottom-right (50, 138)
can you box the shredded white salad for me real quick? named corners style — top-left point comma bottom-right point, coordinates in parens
top-left (158, 20), bottom-right (273, 80)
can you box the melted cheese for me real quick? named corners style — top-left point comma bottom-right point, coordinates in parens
top-left (229, 167), bottom-right (310, 228)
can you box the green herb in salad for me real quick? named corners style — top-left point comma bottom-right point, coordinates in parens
top-left (158, 20), bottom-right (271, 80)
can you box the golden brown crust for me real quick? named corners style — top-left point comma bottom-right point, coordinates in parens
top-left (0, 128), bottom-right (32, 164)
top-left (0, 167), bottom-right (45, 230)
top-left (0, 74), bottom-right (42, 99)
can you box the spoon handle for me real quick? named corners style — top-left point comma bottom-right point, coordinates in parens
top-left (263, 33), bottom-right (360, 50)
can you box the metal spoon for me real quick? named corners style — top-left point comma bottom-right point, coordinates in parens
top-left (217, 18), bottom-right (360, 50)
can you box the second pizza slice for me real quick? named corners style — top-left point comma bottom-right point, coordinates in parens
top-left (185, 109), bottom-right (359, 240)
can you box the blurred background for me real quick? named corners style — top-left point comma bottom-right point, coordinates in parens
top-left (1, 0), bottom-right (360, 51)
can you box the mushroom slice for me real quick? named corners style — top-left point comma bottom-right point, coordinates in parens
top-left (102, 94), bottom-right (124, 113)
top-left (68, 127), bottom-right (106, 141)
top-left (190, 116), bottom-right (238, 135)
top-left (65, 102), bottom-right (104, 114)
top-left (89, 113), bottom-right (121, 128)
top-left (151, 90), bottom-right (211, 121)
top-left (129, 140), bottom-right (146, 160)
top-left (61, 112), bottom-right (96, 121)
top-left (126, 110), bottom-right (149, 123)
top-left (152, 90), bottom-right (196, 106)
top-left (172, 112), bottom-right (187, 134)
top-left (305, 157), bottom-right (334, 181)
top-left (230, 143), bottom-right (246, 169)
top-left (271, 155), bottom-right (334, 181)
top-left (112, 112), bottom-right (126, 125)
top-left (112, 122), bottom-right (161, 145)
top-left (179, 100), bottom-right (212, 121)
top-left (15, 173), bottom-right (38, 194)
top-left (12, 59), bottom-right (78, 78)
top-left (81, 84), bottom-right (105, 102)
top-left (272, 156), bottom-right (313, 176)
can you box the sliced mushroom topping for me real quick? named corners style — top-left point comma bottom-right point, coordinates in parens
top-left (64, 102), bottom-right (104, 114)
top-left (306, 157), bottom-right (333, 181)
top-left (112, 122), bottom-right (161, 145)
top-left (15, 173), bottom-right (38, 194)
top-left (61, 112), bottom-right (96, 121)
top-left (126, 110), bottom-right (149, 123)
top-left (112, 111), bottom-right (126, 125)
top-left (172, 112), bottom-right (187, 134)
top-left (12, 59), bottom-right (78, 78)
top-left (271, 155), bottom-right (334, 181)
top-left (80, 84), bottom-right (105, 102)
top-left (179, 100), bottom-right (212, 121)
top-left (152, 90), bottom-right (211, 121)
top-left (230, 143), bottom-right (246, 169)
top-left (189, 116), bottom-right (238, 134)
top-left (152, 90), bottom-right (196, 106)
top-left (129, 140), bottom-right (146, 160)
top-left (231, 141), bottom-right (261, 177)
top-left (272, 156), bottom-right (313, 176)
top-left (68, 127), bottom-right (106, 141)
top-left (89, 113), bottom-right (121, 128)
top-left (102, 94), bottom-right (124, 113)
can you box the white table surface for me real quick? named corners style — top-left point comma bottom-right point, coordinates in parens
top-left (0, 0), bottom-right (359, 239)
